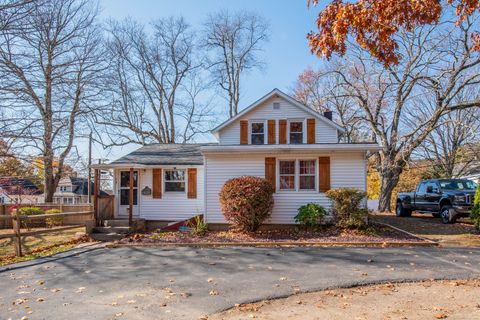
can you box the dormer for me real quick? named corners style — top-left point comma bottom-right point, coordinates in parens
top-left (212, 89), bottom-right (344, 145)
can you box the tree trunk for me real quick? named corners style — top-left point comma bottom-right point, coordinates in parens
top-left (378, 177), bottom-right (397, 212)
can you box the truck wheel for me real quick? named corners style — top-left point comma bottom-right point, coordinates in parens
top-left (396, 202), bottom-right (411, 217)
top-left (440, 205), bottom-right (455, 224)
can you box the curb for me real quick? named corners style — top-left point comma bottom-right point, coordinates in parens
top-left (106, 240), bottom-right (437, 249)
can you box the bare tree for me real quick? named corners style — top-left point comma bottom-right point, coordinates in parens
top-left (95, 17), bottom-right (213, 146)
top-left (0, 0), bottom-right (105, 202)
top-left (0, 0), bottom-right (35, 32)
top-left (415, 93), bottom-right (480, 178)
top-left (318, 14), bottom-right (480, 211)
top-left (293, 67), bottom-right (367, 142)
top-left (204, 10), bottom-right (269, 117)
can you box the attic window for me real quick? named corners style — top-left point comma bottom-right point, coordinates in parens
top-left (250, 122), bottom-right (265, 145)
top-left (273, 102), bottom-right (280, 109)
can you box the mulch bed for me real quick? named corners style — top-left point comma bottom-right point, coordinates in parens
top-left (118, 223), bottom-right (423, 245)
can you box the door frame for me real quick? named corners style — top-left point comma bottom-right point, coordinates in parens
top-left (117, 169), bottom-right (140, 218)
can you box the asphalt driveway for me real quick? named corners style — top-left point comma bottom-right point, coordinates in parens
top-left (1, 244), bottom-right (479, 320)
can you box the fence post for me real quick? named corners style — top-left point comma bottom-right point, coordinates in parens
top-left (12, 208), bottom-right (23, 257)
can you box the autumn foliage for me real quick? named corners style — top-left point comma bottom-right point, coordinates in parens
top-left (308, 0), bottom-right (479, 65)
top-left (219, 176), bottom-right (274, 232)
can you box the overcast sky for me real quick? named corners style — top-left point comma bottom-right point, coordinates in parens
top-left (78, 0), bottom-right (328, 164)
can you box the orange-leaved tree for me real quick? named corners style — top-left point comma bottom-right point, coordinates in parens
top-left (307, 0), bottom-right (479, 65)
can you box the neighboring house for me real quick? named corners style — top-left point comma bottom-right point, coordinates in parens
top-left (93, 89), bottom-right (381, 226)
top-left (53, 176), bottom-right (107, 204)
top-left (0, 177), bottom-right (43, 204)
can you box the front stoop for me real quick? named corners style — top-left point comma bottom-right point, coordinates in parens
top-left (89, 219), bottom-right (145, 242)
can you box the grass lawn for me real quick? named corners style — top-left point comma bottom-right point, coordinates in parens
top-left (0, 226), bottom-right (89, 266)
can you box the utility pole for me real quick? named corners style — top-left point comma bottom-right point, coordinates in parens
top-left (87, 132), bottom-right (92, 204)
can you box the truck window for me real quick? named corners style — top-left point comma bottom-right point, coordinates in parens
top-left (425, 182), bottom-right (439, 193)
top-left (417, 182), bottom-right (427, 194)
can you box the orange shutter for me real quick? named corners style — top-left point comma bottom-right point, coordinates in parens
top-left (279, 120), bottom-right (287, 144)
top-left (318, 157), bottom-right (331, 192)
top-left (152, 168), bottom-right (162, 199)
top-left (268, 120), bottom-right (276, 144)
top-left (187, 168), bottom-right (197, 199)
top-left (265, 157), bottom-right (276, 192)
top-left (240, 120), bottom-right (248, 144)
top-left (307, 118), bottom-right (315, 144)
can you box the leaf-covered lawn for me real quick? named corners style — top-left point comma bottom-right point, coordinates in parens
top-left (0, 227), bottom-right (90, 266)
top-left (120, 224), bottom-right (421, 245)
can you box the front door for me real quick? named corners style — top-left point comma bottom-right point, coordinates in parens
top-left (118, 170), bottom-right (139, 218)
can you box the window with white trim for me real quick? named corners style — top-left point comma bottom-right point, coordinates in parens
top-left (278, 159), bottom-right (316, 191)
top-left (250, 122), bottom-right (265, 145)
top-left (164, 169), bottom-right (186, 192)
top-left (289, 121), bottom-right (303, 144)
top-left (299, 160), bottom-right (316, 190)
top-left (279, 160), bottom-right (295, 190)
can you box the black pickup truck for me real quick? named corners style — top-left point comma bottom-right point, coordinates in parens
top-left (396, 179), bottom-right (477, 224)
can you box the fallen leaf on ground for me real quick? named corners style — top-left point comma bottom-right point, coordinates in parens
top-left (435, 314), bottom-right (447, 319)
top-left (36, 298), bottom-right (45, 302)
top-left (209, 290), bottom-right (218, 296)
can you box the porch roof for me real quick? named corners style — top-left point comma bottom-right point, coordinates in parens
top-left (92, 143), bottom-right (217, 169)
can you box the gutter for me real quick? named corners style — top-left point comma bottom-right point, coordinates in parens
top-left (200, 144), bottom-right (383, 154)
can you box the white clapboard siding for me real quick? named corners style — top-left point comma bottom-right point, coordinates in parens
top-left (137, 167), bottom-right (204, 221)
top-left (205, 152), bottom-right (366, 224)
top-left (218, 96), bottom-right (339, 145)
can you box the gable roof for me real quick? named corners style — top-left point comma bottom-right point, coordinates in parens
top-left (107, 143), bottom-right (217, 167)
top-left (212, 88), bottom-right (346, 134)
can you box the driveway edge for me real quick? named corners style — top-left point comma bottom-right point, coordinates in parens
top-left (106, 240), bottom-right (437, 248)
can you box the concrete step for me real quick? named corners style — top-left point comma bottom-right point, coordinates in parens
top-left (103, 219), bottom-right (130, 227)
top-left (93, 226), bottom-right (131, 234)
top-left (90, 233), bottom-right (124, 242)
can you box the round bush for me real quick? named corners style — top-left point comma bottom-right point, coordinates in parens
top-left (45, 209), bottom-right (64, 228)
top-left (219, 176), bottom-right (274, 232)
top-left (326, 188), bottom-right (368, 229)
top-left (295, 203), bottom-right (326, 229)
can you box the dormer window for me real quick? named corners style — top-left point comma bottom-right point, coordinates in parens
top-left (250, 122), bottom-right (265, 145)
top-left (289, 121), bottom-right (303, 144)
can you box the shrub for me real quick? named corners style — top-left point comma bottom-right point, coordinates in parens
top-left (18, 206), bottom-right (44, 229)
top-left (326, 188), bottom-right (368, 229)
top-left (18, 206), bottom-right (43, 216)
top-left (470, 183), bottom-right (480, 231)
top-left (186, 215), bottom-right (208, 236)
top-left (45, 209), bottom-right (64, 228)
top-left (294, 203), bottom-right (326, 229)
top-left (219, 176), bottom-right (274, 232)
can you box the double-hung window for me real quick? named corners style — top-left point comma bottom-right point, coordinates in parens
top-left (279, 159), bottom-right (316, 191)
top-left (250, 122), bottom-right (265, 145)
top-left (299, 160), bottom-right (316, 190)
top-left (165, 169), bottom-right (185, 192)
top-left (279, 160), bottom-right (296, 190)
top-left (289, 121), bottom-right (303, 144)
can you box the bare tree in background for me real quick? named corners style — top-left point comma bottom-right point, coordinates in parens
top-left (204, 10), bottom-right (269, 117)
top-left (95, 17), bottom-right (213, 146)
top-left (0, 0), bottom-right (105, 202)
top-left (415, 90), bottom-right (480, 178)
top-left (293, 67), bottom-right (367, 142)
top-left (0, 0), bottom-right (34, 32)
top-left (315, 14), bottom-right (480, 212)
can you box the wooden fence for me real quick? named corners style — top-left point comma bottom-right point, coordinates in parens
top-left (0, 209), bottom-right (94, 257)
top-left (0, 204), bottom-right (93, 229)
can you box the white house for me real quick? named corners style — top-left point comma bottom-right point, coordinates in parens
top-left (93, 89), bottom-right (381, 227)
top-left (53, 176), bottom-right (107, 204)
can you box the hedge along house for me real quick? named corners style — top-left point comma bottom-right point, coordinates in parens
top-left (92, 89), bottom-right (381, 228)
